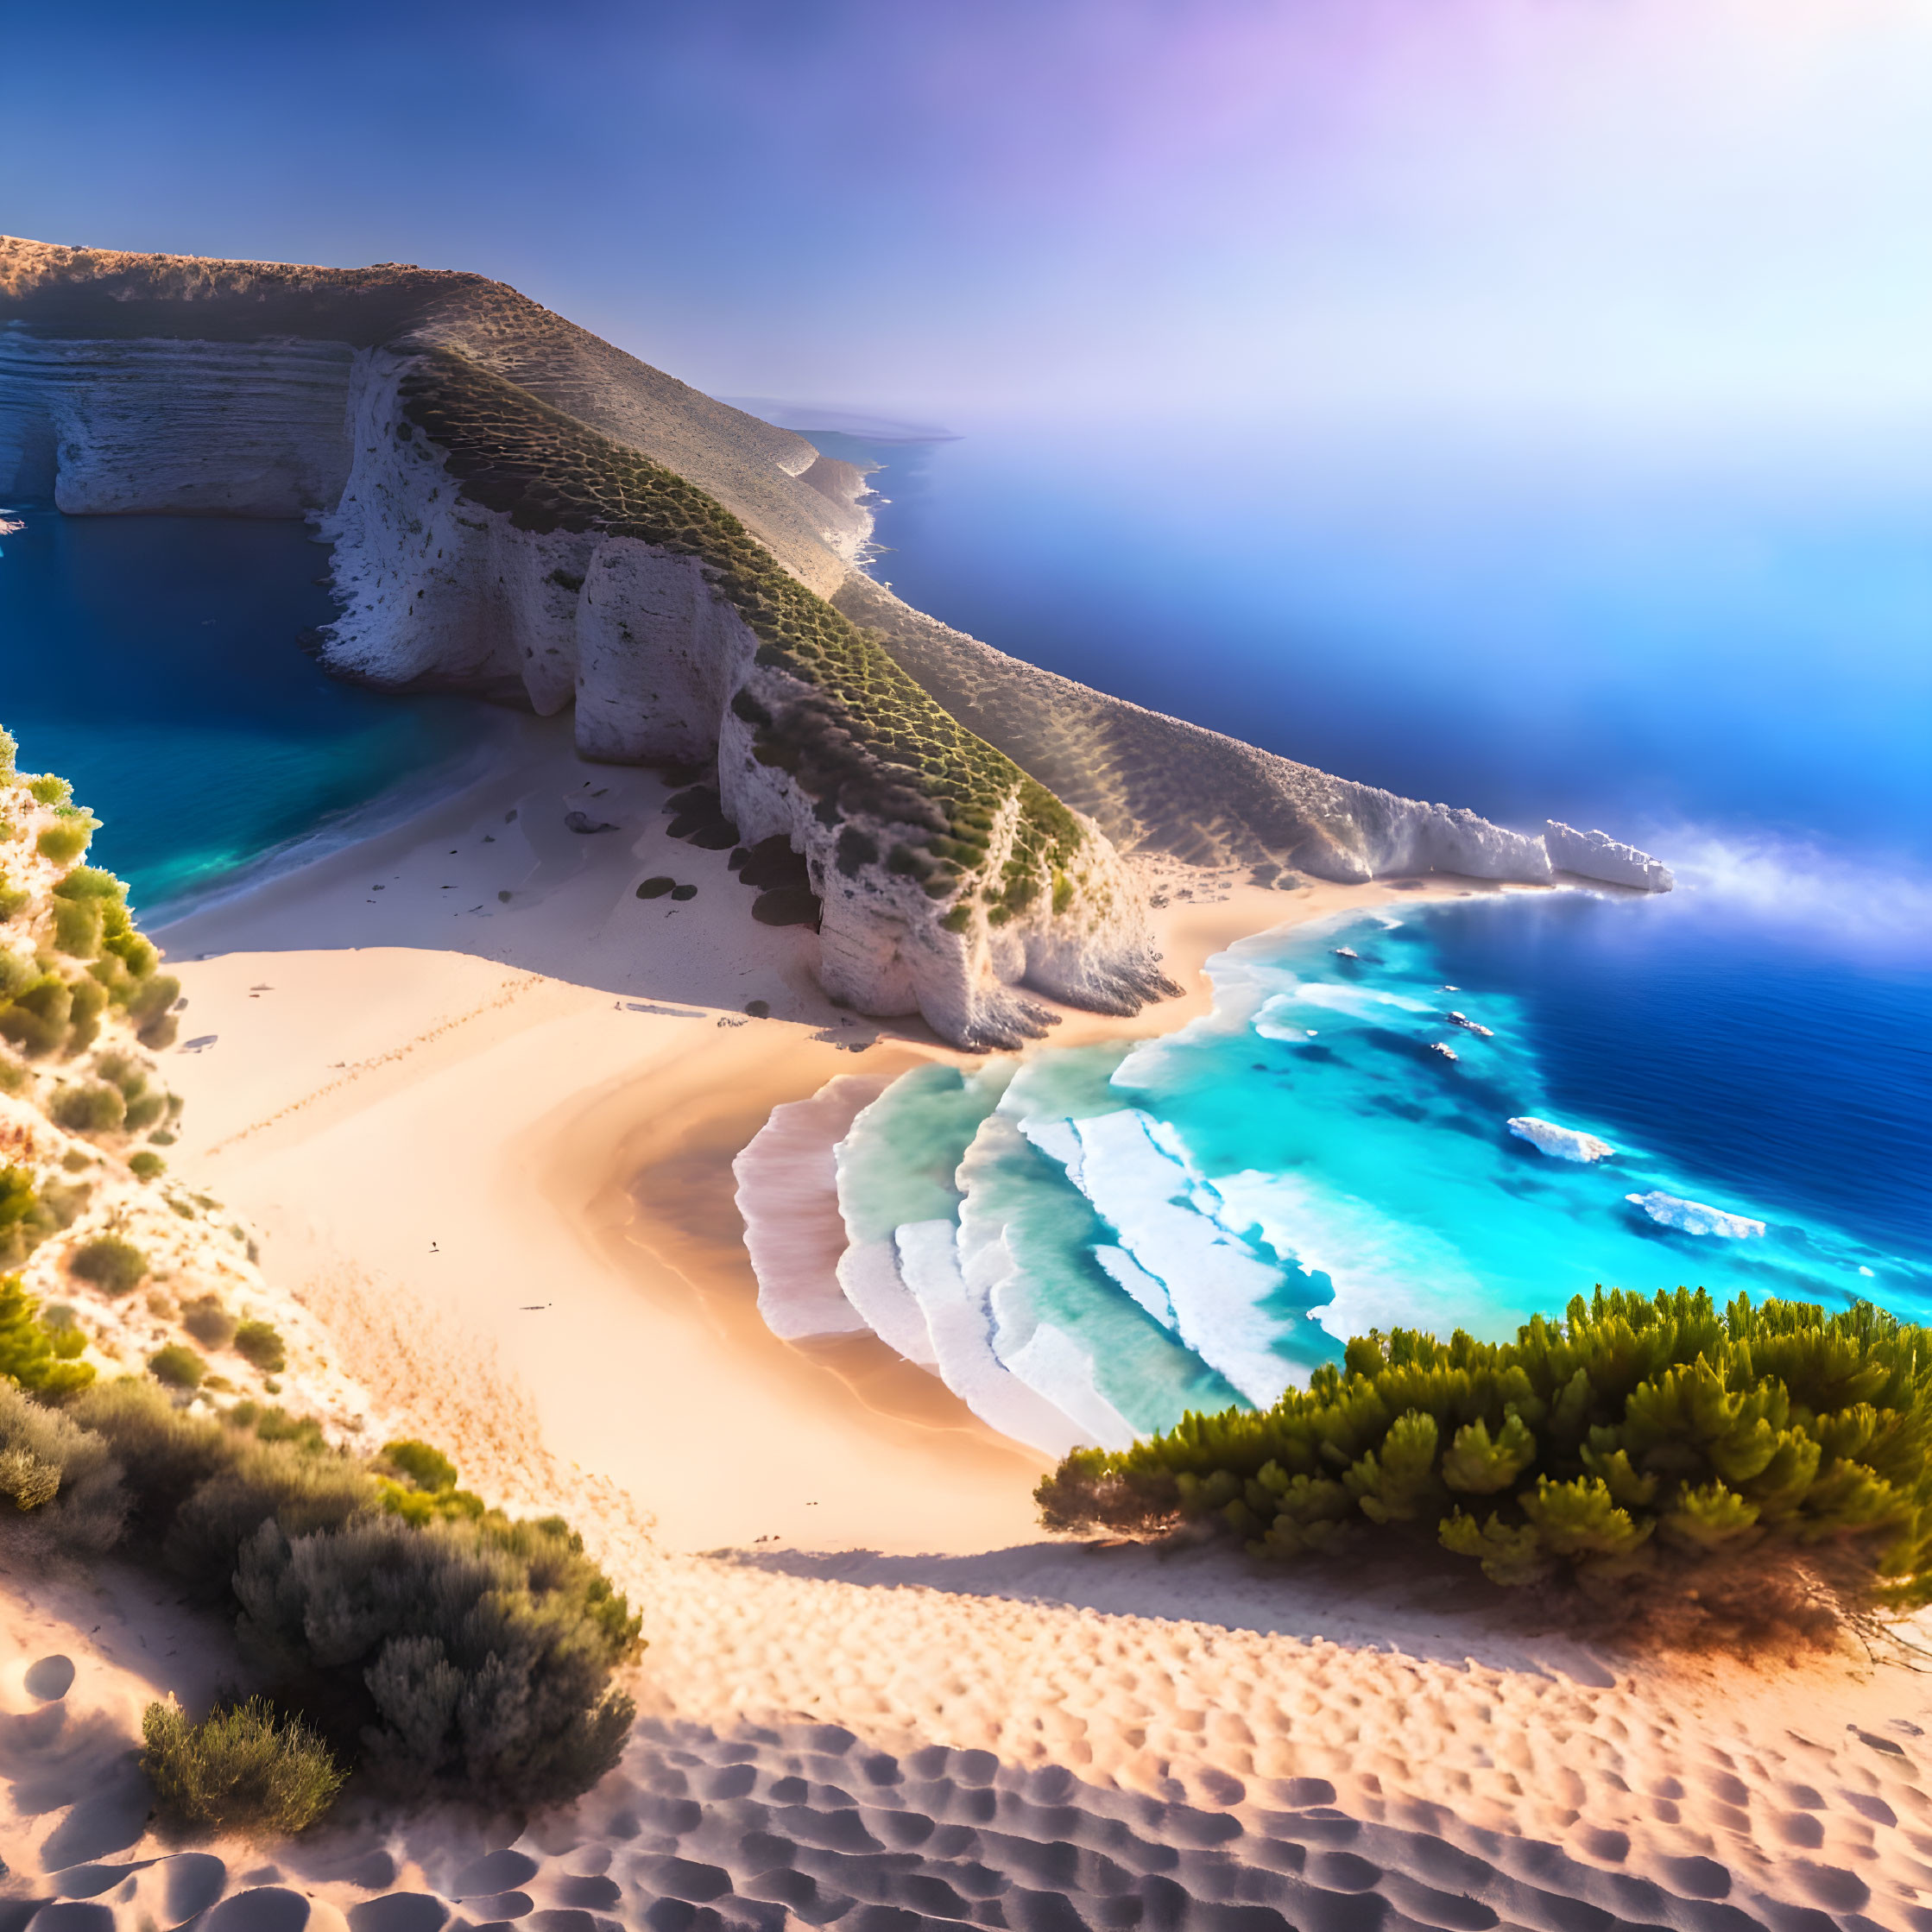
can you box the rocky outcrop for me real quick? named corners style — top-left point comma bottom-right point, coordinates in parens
top-left (320, 347), bottom-right (1175, 1047)
top-left (1545, 819), bottom-right (1676, 891)
top-left (1, 235), bottom-right (1676, 1048)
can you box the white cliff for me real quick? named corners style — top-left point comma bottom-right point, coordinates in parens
top-left (0, 236), bottom-right (1679, 1053)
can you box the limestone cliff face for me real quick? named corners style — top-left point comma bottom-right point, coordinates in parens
top-left (0, 331), bottom-right (356, 515)
top-left (319, 349), bottom-right (1173, 1048)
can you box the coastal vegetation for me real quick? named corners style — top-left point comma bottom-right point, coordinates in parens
top-left (3, 1373), bottom-right (641, 1806)
top-left (397, 350), bottom-right (1084, 928)
top-left (142, 1696), bottom-right (345, 1836)
top-left (1039, 1289), bottom-right (1932, 1623)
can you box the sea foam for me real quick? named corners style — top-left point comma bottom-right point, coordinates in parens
top-left (1626, 1190), bottom-right (1766, 1239)
top-left (1508, 1117), bottom-right (1616, 1163)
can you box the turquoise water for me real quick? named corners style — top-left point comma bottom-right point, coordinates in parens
top-left (834, 900), bottom-right (1931, 1439)
top-left (0, 508), bottom-right (484, 915)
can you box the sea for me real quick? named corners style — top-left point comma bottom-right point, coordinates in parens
top-left (5, 419), bottom-right (1929, 1436)
top-left (804, 413), bottom-right (1932, 1437)
top-left (0, 509), bottom-right (483, 917)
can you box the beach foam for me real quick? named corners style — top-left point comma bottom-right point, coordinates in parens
top-left (744, 900), bottom-right (1904, 1451)
top-left (1509, 1115), bottom-right (1617, 1162)
top-left (1626, 1190), bottom-right (1768, 1239)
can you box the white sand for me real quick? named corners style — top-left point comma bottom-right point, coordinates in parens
top-left (16, 731), bottom-right (1910, 1931)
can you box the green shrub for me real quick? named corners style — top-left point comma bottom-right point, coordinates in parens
top-left (0, 972), bottom-right (72, 1056)
top-left (95, 1050), bottom-right (147, 1095)
top-left (51, 1081), bottom-right (124, 1133)
top-left (141, 1697), bottom-right (344, 1835)
top-left (128, 1150), bottom-right (166, 1182)
top-left (65, 975), bottom-right (106, 1053)
top-left (181, 1295), bottom-right (236, 1348)
top-left (27, 774), bottom-right (71, 807)
top-left (0, 1165), bottom-right (39, 1266)
top-left (67, 1392), bottom-right (641, 1809)
top-left (125, 1093), bottom-right (166, 1131)
top-left (382, 1438), bottom-right (457, 1492)
top-left (162, 1436), bottom-right (374, 1590)
top-left (0, 883), bottom-right (27, 922)
top-left (52, 897), bottom-right (103, 960)
top-left (36, 822), bottom-right (91, 865)
top-left (235, 1506), bottom-right (640, 1802)
top-left (39, 1178), bottom-right (90, 1228)
top-left (232, 1321), bottom-right (286, 1373)
top-left (231, 1401), bottom-right (326, 1453)
top-left (0, 1379), bottom-right (125, 1555)
top-left (70, 1234), bottom-right (148, 1294)
top-left (69, 1378), bottom-right (237, 1529)
top-left (148, 1344), bottom-right (206, 1390)
top-left (0, 1055), bottom-right (25, 1095)
top-left (1038, 1290), bottom-right (1932, 1618)
top-left (0, 1275), bottom-right (94, 1396)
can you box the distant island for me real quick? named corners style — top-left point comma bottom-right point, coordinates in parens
top-left (0, 235), bottom-right (1668, 1050)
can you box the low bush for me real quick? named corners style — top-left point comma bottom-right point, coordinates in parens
top-left (0, 1378), bottom-right (125, 1556)
top-left (142, 1696), bottom-right (344, 1835)
top-left (0, 1274), bottom-right (94, 1396)
top-left (52, 1081), bottom-right (125, 1133)
top-left (232, 1320), bottom-right (286, 1373)
top-left (235, 1508), bottom-right (640, 1801)
top-left (129, 1150), bottom-right (166, 1182)
top-left (0, 973), bottom-right (72, 1057)
top-left (36, 822), bottom-right (91, 866)
top-left (69, 1377), bottom-right (641, 1804)
top-left (27, 774), bottom-right (73, 808)
top-left (70, 1234), bottom-right (148, 1294)
top-left (52, 896), bottom-right (102, 959)
top-left (148, 1343), bottom-right (206, 1390)
top-left (65, 976), bottom-right (107, 1052)
top-left (1038, 1290), bottom-right (1932, 1620)
top-left (181, 1295), bottom-right (237, 1348)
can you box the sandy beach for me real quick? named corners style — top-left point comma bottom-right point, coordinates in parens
top-left (144, 717), bottom-right (1484, 1556)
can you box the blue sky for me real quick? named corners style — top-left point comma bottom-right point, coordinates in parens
top-left (12, 0), bottom-right (1932, 425)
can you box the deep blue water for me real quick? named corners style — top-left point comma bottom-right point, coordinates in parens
top-left (805, 417), bottom-right (1932, 1418)
top-left (0, 508), bottom-right (483, 914)
top-left (835, 420), bottom-right (1932, 866)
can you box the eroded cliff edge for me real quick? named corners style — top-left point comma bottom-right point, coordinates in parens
top-left (0, 236), bottom-right (1672, 1047)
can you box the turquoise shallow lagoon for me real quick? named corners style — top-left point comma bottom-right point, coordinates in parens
top-left (0, 508), bottom-right (484, 915)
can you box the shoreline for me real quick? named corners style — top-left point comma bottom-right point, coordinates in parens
top-left (136, 698), bottom-right (529, 932)
top-left (149, 719), bottom-right (1505, 1553)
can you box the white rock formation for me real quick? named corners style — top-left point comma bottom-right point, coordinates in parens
top-left (0, 331), bottom-right (355, 514)
top-left (1546, 820), bottom-right (1676, 891)
top-left (1626, 1190), bottom-right (1766, 1239)
top-left (1507, 1116), bottom-right (1616, 1162)
top-left (314, 351), bottom-right (1174, 1048)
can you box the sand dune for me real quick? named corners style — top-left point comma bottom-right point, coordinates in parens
top-left (9, 1530), bottom-right (1932, 1932)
